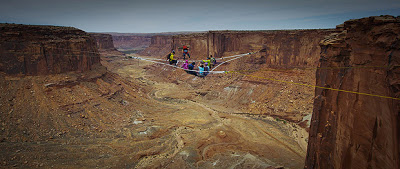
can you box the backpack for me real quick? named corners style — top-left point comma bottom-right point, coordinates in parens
top-left (166, 53), bottom-right (171, 60)
top-left (211, 58), bottom-right (216, 64)
top-left (204, 66), bottom-right (209, 76)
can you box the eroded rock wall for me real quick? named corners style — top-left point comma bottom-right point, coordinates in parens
top-left (89, 33), bottom-right (116, 50)
top-left (0, 24), bottom-right (100, 75)
top-left (172, 33), bottom-right (209, 58)
top-left (140, 35), bottom-right (172, 56)
top-left (89, 33), bottom-right (123, 57)
top-left (305, 16), bottom-right (400, 169)
top-left (111, 34), bottom-right (152, 50)
top-left (144, 30), bottom-right (335, 67)
top-left (207, 30), bottom-right (335, 67)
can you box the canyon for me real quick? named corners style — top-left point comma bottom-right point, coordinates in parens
top-left (137, 29), bottom-right (338, 126)
top-left (0, 15), bottom-right (399, 169)
top-left (0, 24), bottom-right (308, 168)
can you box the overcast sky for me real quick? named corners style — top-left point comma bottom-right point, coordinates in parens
top-left (1, 0), bottom-right (400, 33)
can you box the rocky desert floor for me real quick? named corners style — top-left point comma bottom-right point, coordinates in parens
top-left (0, 54), bottom-right (314, 168)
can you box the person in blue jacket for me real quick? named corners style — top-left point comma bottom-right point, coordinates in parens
top-left (188, 62), bottom-right (197, 76)
top-left (204, 62), bottom-right (209, 76)
top-left (198, 64), bottom-right (204, 77)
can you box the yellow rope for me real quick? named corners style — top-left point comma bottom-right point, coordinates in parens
top-left (228, 71), bottom-right (400, 101)
top-left (233, 65), bottom-right (399, 73)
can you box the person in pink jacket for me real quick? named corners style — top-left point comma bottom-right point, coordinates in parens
top-left (181, 60), bottom-right (189, 69)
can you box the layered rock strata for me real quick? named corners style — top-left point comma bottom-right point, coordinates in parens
top-left (171, 33), bottom-right (209, 58)
top-left (89, 33), bottom-right (116, 51)
top-left (89, 33), bottom-right (123, 56)
top-left (305, 15), bottom-right (400, 169)
top-left (110, 33), bottom-right (152, 53)
top-left (207, 30), bottom-right (335, 67)
top-left (140, 35), bottom-right (173, 56)
top-left (0, 24), bottom-right (100, 75)
top-left (143, 30), bottom-right (336, 67)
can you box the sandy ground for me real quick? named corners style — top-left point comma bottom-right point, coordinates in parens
top-left (0, 55), bottom-right (310, 168)
top-left (109, 56), bottom-right (309, 168)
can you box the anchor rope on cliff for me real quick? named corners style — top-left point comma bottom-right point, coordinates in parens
top-left (231, 65), bottom-right (400, 73)
top-left (3, 48), bottom-right (397, 71)
top-left (131, 52), bottom-right (256, 74)
top-left (2, 44), bottom-right (398, 71)
top-left (134, 52), bottom-right (400, 100)
top-left (129, 52), bottom-right (254, 63)
top-left (1, 45), bottom-right (399, 100)
top-left (2, 45), bottom-right (398, 72)
top-left (226, 71), bottom-right (400, 101)
top-left (133, 56), bottom-right (225, 74)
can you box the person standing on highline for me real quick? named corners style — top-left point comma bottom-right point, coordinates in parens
top-left (182, 45), bottom-right (190, 60)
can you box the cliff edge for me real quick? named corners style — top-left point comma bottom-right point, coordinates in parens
top-left (0, 24), bottom-right (100, 75)
top-left (306, 15), bottom-right (400, 169)
top-left (89, 33), bottom-right (123, 57)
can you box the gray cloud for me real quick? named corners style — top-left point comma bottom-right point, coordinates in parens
top-left (0, 0), bottom-right (399, 32)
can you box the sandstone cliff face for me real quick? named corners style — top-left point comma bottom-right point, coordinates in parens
top-left (306, 16), bottom-right (400, 169)
top-left (140, 35), bottom-right (172, 56)
top-left (89, 33), bottom-right (123, 57)
top-left (0, 24), bottom-right (100, 75)
top-left (208, 30), bottom-right (335, 67)
top-left (171, 33), bottom-right (209, 58)
top-left (144, 30), bottom-right (335, 67)
top-left (89, 33), bottom-right (116, 50)
top-left (112, 34), bottom-right (152, 50)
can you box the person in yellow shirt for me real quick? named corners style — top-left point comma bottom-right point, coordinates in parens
top-left (167, 50), bottom-right (177, 65)
top-left (203, 57), bottom-right (211, 69)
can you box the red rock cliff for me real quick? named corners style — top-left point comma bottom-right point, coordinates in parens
top-left (305, 16), bottom-right (400, 169)
top-left (111, 34), bottom-right (152, 50)
top-left (144, 30), bottom-right (335, 67)
top-left (89, 33), bottom-right (123, 57)
top-left (0, 24), bottom-right (100, 75)
top-left (89, 33), bottom-right (117, 50)
top-left (171, 33), bottom-right (209, 58)
top-left (207, 30), bottom-right (335, 67)
top-left (140, 35), bottom-right (172, 56)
